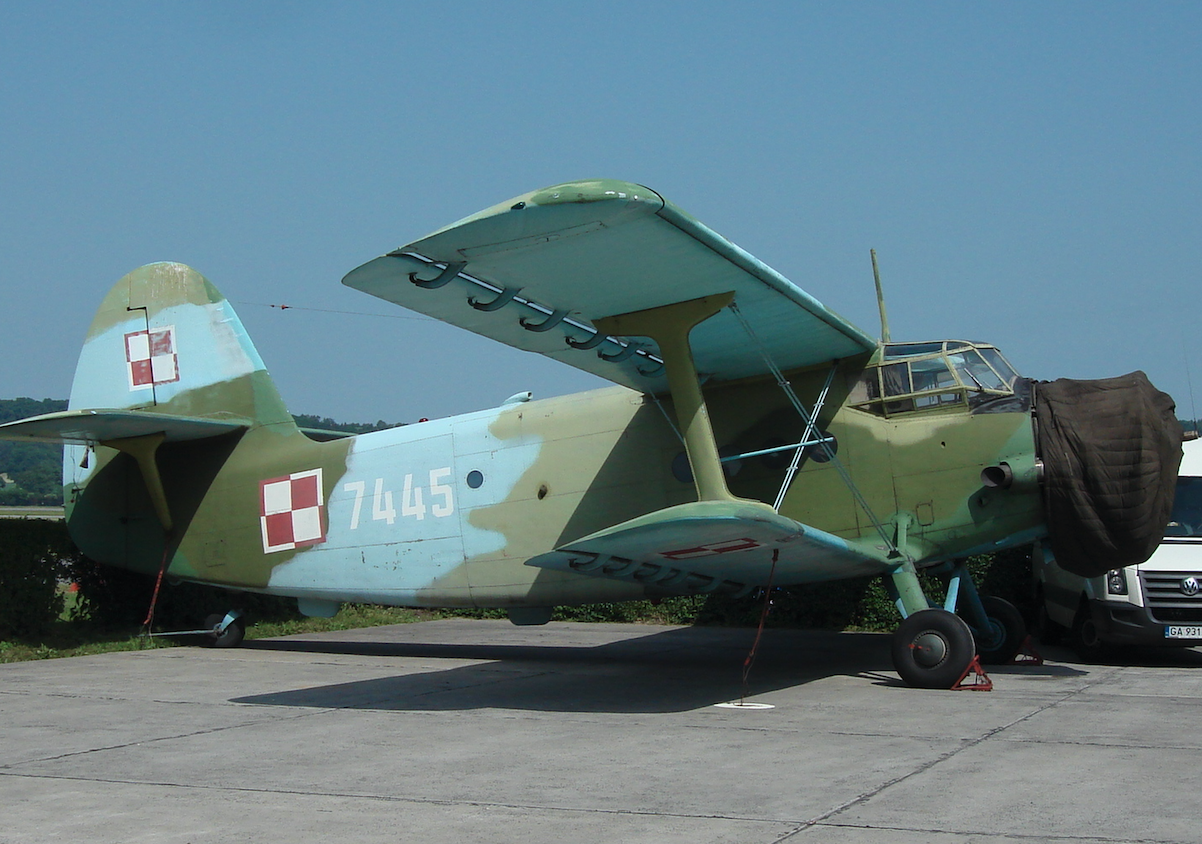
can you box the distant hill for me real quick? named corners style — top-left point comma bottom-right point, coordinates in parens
top-left (0, 399), bottom-right (68, 505)
top-left (0, 399), bottom-right (402, 505)
top-left (291, 414), bottom-right (403, 435)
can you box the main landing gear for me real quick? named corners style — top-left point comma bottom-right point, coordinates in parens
top-left (887, 560), bottom-right (1026, 689)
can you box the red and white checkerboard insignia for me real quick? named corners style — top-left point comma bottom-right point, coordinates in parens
top-left (660, 538), bottom-right (762, 561)
top-left (260, 469), bottom-right (326, 554)
top-left (125, 327), bottom-right (179, 390)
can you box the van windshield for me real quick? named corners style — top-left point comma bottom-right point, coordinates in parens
top-left (1165, 477), bottom-right (1202, 537)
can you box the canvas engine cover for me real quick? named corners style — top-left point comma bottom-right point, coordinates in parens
top-left (1035, 371), bottom-right (1183, 578)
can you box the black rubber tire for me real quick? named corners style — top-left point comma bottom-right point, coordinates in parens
top-left (203, 613), bottom-right (245, 649)
top-left (975, 596), bottom-right (1027, 665)
top-left (1034, 588), bottom-right (1065, 646)
top-left (891, 609), bottom-right (976, 689)
top-left (1070, 603), bottom-right (1108, 662)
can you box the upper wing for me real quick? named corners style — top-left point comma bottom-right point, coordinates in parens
top-left (525, 499), bottom-right (892, 594)
top-left (343, 180), bottom-right (876, 393)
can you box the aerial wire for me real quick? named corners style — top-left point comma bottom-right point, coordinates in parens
top-left (234, 301), bottom-right (434, 321)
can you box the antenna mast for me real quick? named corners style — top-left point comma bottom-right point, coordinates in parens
top-left (871, 249), bottom-right (891, 343)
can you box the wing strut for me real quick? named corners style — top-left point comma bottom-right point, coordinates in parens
top-left (103, 433), bottom-right (173, 533)
top-left (726, 301), bottom-right (903, 559)
top-left (594, 293), bottom-right (737, 503)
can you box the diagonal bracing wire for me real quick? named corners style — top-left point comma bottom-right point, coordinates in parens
top-left (726, 301), bottom-right (901, 558)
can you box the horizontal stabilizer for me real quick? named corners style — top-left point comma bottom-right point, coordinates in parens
top-left (526, 500), bottom-right (890, 595)
top-left (0, 409), bottom-right (248, 445)
top-left (343, 180), bottom-right (876, 394)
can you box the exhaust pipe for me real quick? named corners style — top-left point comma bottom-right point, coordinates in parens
top-left (981, 455), bottom-right (1043, 491)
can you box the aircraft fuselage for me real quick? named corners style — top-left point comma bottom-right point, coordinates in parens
top-left (66, 354), bottom-right (1043, 610)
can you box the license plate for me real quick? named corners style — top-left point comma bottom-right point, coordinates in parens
top-left (1165, 626), bottom-right (1202, 639)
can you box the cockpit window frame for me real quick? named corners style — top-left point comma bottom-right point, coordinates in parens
top-left (850, 341), bottom-right (1023, 418)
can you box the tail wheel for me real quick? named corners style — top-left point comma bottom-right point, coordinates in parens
top-left (891, 609), bottom-right (976, 689)
top-left (203, 613), bottom-right (245, 649)
top-left (975, 596), bottom-right (1027, 664)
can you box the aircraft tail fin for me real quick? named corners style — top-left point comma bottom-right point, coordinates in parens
top-left (67, 262), bottom-right (294, 430)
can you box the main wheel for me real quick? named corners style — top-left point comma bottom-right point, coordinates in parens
top-left (203, 613), bottom-right (245, 649)
top-left (975, 596), bottom-right (1027, 664)
top-left (891, 609), bottom-right (976, 689)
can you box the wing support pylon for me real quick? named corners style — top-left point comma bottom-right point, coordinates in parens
top-left (593, 293), bottom-right (737, 503)
top-left (0, 409), bottom-right (250, 534)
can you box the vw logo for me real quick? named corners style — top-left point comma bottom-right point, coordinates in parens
top-left (1181, 577), bottom-right (1200, 597)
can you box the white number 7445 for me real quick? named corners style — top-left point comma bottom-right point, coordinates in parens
top-left (344, 467), bottom-right (454, 530)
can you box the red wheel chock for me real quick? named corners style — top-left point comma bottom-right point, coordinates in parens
top-left (952, 656), bottom-right (993, 691)
top-left (1009, 634), bottom-right (1044, 666)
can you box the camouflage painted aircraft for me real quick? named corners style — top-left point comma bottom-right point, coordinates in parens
top-left (0, 180), bottom-right (1183, 688)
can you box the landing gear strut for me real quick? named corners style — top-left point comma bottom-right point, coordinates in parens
top-left (974, 595), bottom-right (1025, 664)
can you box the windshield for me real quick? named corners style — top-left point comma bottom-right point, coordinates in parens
top-left (851, 341), bottom-right (1023, 416)
top-left (1165, 477), bottom-right (1202, 537)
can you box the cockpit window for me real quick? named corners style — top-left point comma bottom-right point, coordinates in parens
top-left (850, 341), bottom-right (1023, 417)
top-left (979, 347), bottom-right (1019, 388)
top-left (884, 341), bottom-right (946, 359)
top-left (882, 362), bottom-right (911, 396)
top-left (949, 349), bottom-right (1007, 391)
top-left (1165, 477), bottom-right (1202, 537)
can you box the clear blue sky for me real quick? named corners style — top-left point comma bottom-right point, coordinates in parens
top-left (2, 2), bottom-right (1199, 423)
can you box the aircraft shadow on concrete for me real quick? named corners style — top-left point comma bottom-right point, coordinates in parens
top-left (231, 626), bottom-right (1084, 714)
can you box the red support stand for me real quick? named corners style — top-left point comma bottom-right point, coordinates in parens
top-left (1009, 634), bottom-right (1044, 666)
top-left (952, 655), bottom-right (993, 691)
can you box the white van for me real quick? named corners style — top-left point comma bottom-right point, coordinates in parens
top-left (1036, 436), bottom-right (1202, 657)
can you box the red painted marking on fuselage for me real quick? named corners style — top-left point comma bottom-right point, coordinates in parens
top-left (260, 469), bottom-right (326, 554)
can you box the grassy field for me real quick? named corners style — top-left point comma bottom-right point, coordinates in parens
top-left (0, 603), bottom-right (438, 664)
top-left (0, 506), bottom-right (64, 520)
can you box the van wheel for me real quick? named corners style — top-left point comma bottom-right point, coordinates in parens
top-left (1070, 603), bottom-right (1107, 662)
top-left (1034, 586), bottom-right (1065, 645)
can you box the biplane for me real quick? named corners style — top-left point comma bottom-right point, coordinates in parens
top-left (0, 180), bottom-right (1183, 687)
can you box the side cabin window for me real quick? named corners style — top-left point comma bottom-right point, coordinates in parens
top-left (849, 341), bottom-right (1021, 417)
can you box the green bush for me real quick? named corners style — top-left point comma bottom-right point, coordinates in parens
top-left (451, 547), bottom-right (1034, 633)
top-left (1, 509), bottom-right (1037, 641)
top-left (678, 546), bottom-right (1034, 632)
top-left (0, 519), bottom-right (78, 638)
top-left (67, 555), bottom-right (300, 633)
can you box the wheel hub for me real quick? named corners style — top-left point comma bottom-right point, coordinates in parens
top-left (979, 619), bottom-right (1006, 651)
top-left (911, 631), bottom-right (948, 667)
